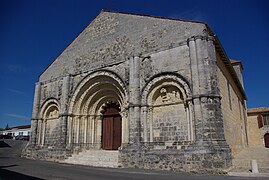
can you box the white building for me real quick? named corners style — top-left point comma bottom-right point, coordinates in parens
top-left (1, 125), bottom-right (31, 138)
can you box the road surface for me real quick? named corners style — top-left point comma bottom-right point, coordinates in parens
top-left (0, 140), bottom-right (264, 180)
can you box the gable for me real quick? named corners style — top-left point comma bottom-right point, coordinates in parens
top-left (39, 11), bottom-right (207, 82)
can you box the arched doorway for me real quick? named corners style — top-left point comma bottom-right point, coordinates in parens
top-left (264, 133), bottom-right (269, 148)
top-left (68, 71), bottom-right (128, 149)
top-left (102, 103), bottom-right (122, 150)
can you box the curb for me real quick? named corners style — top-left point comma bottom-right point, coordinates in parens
top-left (228, 172), bottom-right (269, 177)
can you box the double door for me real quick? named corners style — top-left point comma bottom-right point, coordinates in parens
top-left (102, 106), bottom-right (122, 150)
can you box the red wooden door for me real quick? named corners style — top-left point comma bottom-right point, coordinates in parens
top-left (264, 133), bottom-right (269, 148)
top-left (113, 116), bottom-right (122, 150)
top-left (102, 105), bottom-right (122, 150)
top-left (102, 117), bottom-right (113, 150)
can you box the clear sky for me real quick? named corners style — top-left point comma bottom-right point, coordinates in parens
top-left (0, 0), bottom-right (268, 128)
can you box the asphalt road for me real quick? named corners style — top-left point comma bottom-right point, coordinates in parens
top-left (0, 140), bottom-right (265, 180)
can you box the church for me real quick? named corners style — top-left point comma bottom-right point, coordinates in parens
top-left (23, 10), bottom-right (248, 173)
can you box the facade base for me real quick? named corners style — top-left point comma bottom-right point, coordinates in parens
top-left (22, 144), bottom-right (71, 162)
top-left (23, 141), bottom-right (231, 174)
top-left (119, 142), bottom-right (232, 174)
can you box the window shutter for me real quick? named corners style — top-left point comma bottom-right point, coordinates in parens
top-left (257, 114), bottom-right (263, 128)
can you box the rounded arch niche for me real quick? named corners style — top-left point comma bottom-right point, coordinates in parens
top-left (68, 70), bottom-right (128, 149)
top-left (141, 73), bottom-right (194, 143)
top-left (37, 99), bottom-right (60, 147)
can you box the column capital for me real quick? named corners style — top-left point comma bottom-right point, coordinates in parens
top-left (187, 35), bottom-right (215, 44)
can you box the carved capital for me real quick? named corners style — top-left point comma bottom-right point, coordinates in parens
top-left (187, 35), bottom-right (215, 45)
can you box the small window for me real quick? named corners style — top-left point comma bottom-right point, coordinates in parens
top-left (264, 133), bottom-right (269, 148)
top-left (263, 114), bottom-right (269, 126)
top-left (257, 114), bottom-right (269, 128)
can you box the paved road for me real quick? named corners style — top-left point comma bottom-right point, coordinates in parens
top-left (0, 140), bottom-right (265, 180)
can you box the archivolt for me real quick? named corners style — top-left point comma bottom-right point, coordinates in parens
top-left (69, 70), bottom-right (127, 115)
top-left (141, 72), bottom-right (192, 105)
top-left (39, 98), bottom-right (60, 119)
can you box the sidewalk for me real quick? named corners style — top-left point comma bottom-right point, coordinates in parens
top-left (228, 172), bottom-right (269, 178)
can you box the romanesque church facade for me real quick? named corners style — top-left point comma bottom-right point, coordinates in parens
top-left (24, 10), bottom-right (248, 173)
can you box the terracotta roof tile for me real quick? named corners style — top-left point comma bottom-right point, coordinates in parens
top-left (247, 107), bottom-right (269, 114)
top-left (230, 59), bottom-right (241, 64)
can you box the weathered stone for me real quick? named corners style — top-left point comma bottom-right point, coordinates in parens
top-left (23, 10), bottom-right (248, 174)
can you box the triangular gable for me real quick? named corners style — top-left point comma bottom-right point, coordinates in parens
top-left (39, 10), bottom-right (207, 82)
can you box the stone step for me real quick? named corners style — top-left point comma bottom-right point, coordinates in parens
top-left (77, 153), bottom-right (118, 158)
top-left (65, 157), bottom-right (118, 162)
top-left (63, 160), bottom-right (119, 168)
top-left (62, 149), bottom-right (119, 168)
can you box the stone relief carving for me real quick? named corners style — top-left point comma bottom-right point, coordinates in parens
top-left (154, 87), bottom-right (183, 105)
top-left (140, 28), bottom-right (167, 52)
top-left (141, 37), bottom-right (157, 50)
top-left (141, 57), bottom-right (153, 82)
top-left (69, 77), bottom-right (74, 95)
top-left (91, 36), bottom-right (134, 61)
top-left (125, 64), bottom-right (130, 85)
top-left (141, 74), bottom-right (192, 105)
top-left (57, 79), bottom-right (63, 98)
top-left (47, 109), bottom-right (59, 119)
top-left (160, 88), bottom-right (170, 102)
top-left (75, 36), bottom-right (134, 71)
top-left (42, 86), bottom-right (48, 100)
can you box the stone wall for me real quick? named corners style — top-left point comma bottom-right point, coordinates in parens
top-left (119, 143), bottom-right (231, 174)
top-left (247, 114), bottom-right (264, 147)
top-left (217, 54), bottom-right (247, 156)
top-left (247, 108), bottom-right (269, 148)
top-left (24, 11), bottom-right (242, 173)
top-left (39, 11), bottom-right (206, 82)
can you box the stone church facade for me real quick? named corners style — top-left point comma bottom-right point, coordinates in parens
top-left (24, 10), bottom-right (248, 173)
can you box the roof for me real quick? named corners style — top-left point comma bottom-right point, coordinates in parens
top-left (230, 59), bottom-right (243, 70)
top-left (214, 37), bottom-right (247, 99)
top-left (230, 59), bottom-right (241, 64)
top-left (12, 125), bottom-right (31, 129)
top-left (101, 9), bottom-right (208, 26)
top-left (247, 107), bottom-right (269, 115)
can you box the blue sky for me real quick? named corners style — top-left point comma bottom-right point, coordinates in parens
top-left (0, 0), bottom-right (268, 128)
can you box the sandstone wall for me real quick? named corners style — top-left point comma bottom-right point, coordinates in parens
top-left (26, 11), bottom-right (235, 173)
top-left (247, 114), bottom-right (264, 147)
top-left (217, 54), bottom-right (247, 156)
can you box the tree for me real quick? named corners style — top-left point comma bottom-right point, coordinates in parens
top-left (5, 124), bottom-right (10, 130)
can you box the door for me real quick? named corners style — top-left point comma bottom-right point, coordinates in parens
top-left (264, 133), bottom-right (269, 148)
top-left (102, 105), bottom-right (122, 150)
